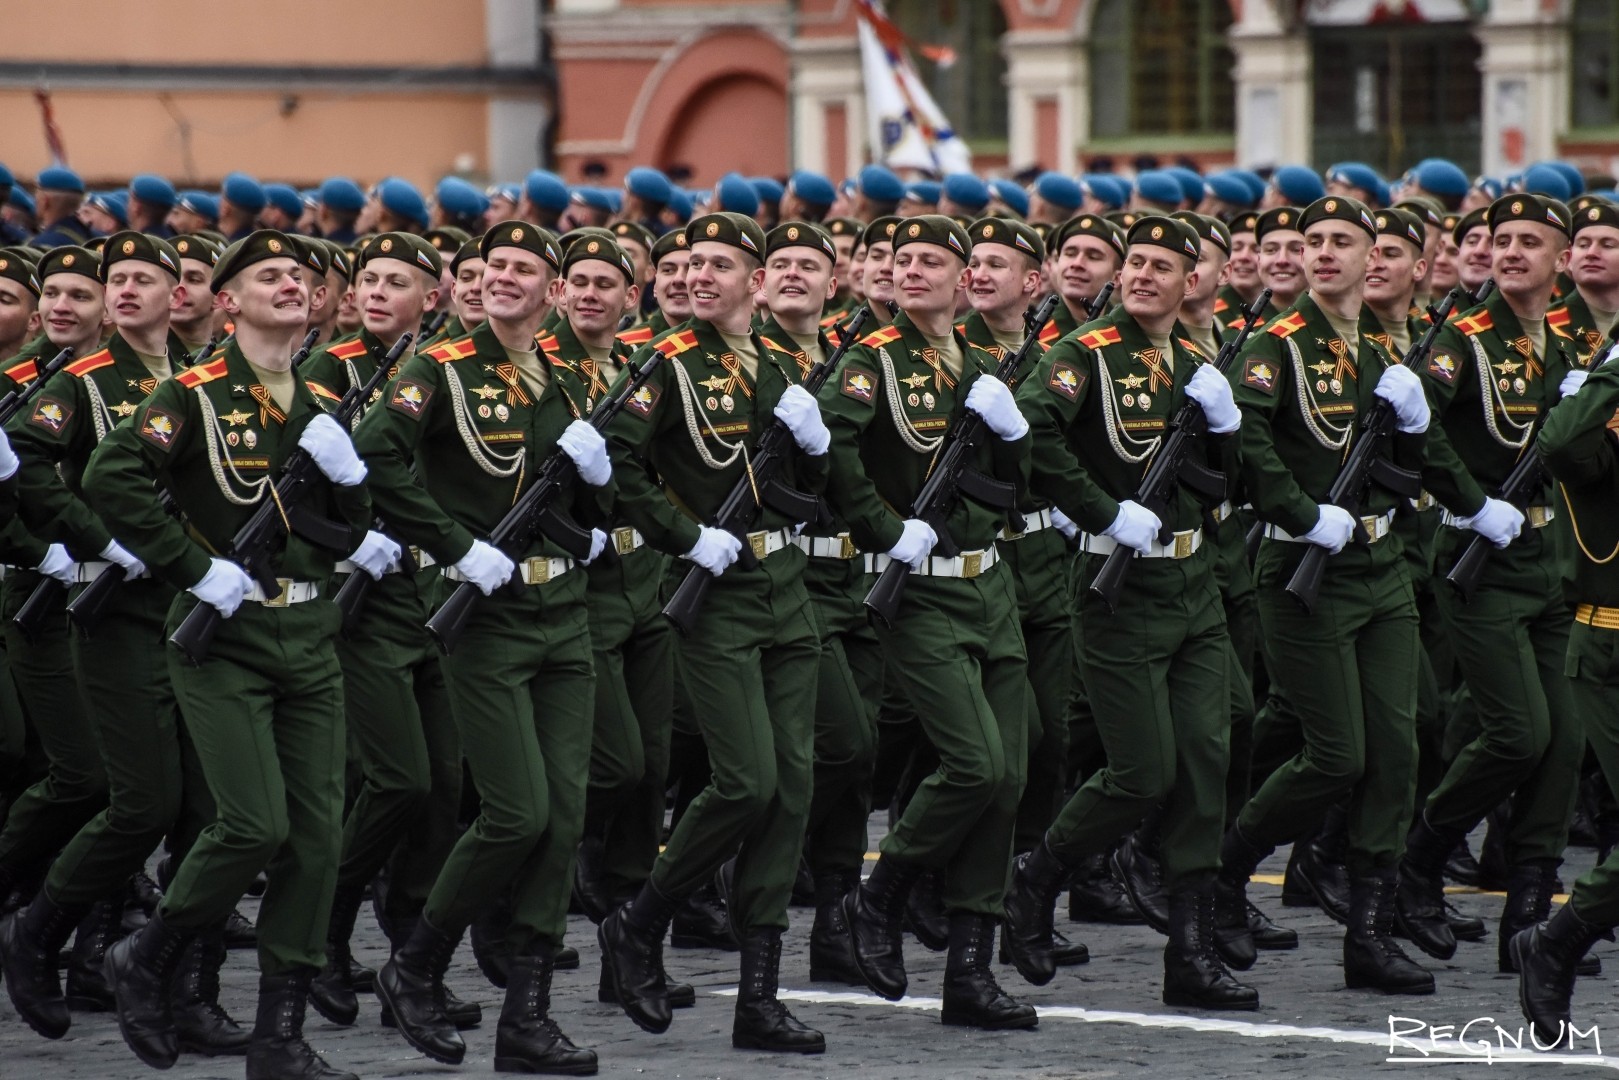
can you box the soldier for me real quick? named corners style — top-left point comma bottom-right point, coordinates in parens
top-left (31, 168), bottom-right (91, 249)
top-left (1174, 212), bottom-right (1233, 359)
top-left (168, 236), bottom-right (222, 356)
top-left (0, 247), bottom-right (40, 361)
top-left (852, 165), bottom-right (904, 222)
top-left (1046, 215), bottom-right (1124, 340)
top-left (316, 179), bottom-right (366, 246)
top-left (857, 217), bottom-right (900, 327)
top-left (1429, 212), bottom-right (1463, 296)
top-left (1253, 206), bottom-right (1306, 317)
top-left (778, 170), bottom-right (837, 225)
top-left (218, 174), bottom-right (267, 243)
top-left (1215, 196), bottom-right (1435, 996)
top-left (1217, 211), bottom-right (1262, 321)
top-left (619, 167), bottom-right (671, 233)
top-left (1027, 173), bottom-right (1083, 228)
top-left (1549, 201), bottom-right (1619, 368)
top-left (440, 238), bottom-right (486, 343)
top-left (820, 215), bottom-right (1036, 1030)
top-left (616, 229), bottom-right (689, 350)
top-left (518, 171), bottom-right (570, 234)
top-left (1453, 208), bottom-right (1493, 299)
top-left (1394, 199), bottom-right (1445, 308)
top-left (127, 175), bottom-right (178, 238)
top-left (260, 185), bottom-right (305, 236)
top-left (85, 230), bottom-right (375, 1080)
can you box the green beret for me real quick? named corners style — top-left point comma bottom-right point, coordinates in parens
top-left (1372, 207), bottom-right (1426, 250)
top-left (195, 229), bottom-right (228, 247)
top-left (1254, 206), bottom-right (1303, 242)
top-left (560, 234), bottom-right (634, 283)
top-left (1452, 207), bottom-right (1488, 245)
top-left (357, 231), bottom-right (443, 278)
top-left (1171, 211), bottom-right (1231, 256)
top-left (824, 217), bottom-right (863, 238)
top-left (891, 214), bottom-right (970, 262)
top-left (562, 226), bottom-right (617, 254)
top-left (96, 231), bottom-right (180, 282)
top-left (323, 241), bottom-right (355, 282)
top-left (424, 226), bottom-right (472, 254)
top-left (1394, 197), bottom-right (1444, 231)
top-left (1126, 215), bottom-right (1201, 264)
top-left (610, 220), bottom-right (655, 253)
top-left (650, 228), bottom-right (688, 265)
top-left (967, 216), bottom-right (1045, 264)
top-left (765, 221), bottom-right (835, 263)
top-left (860, 216), bottom-right (901, 250)
top-left (1050, 213), bottom-right (1126, 261)
top-left (1571, 194), bottom-right (1608, 216)
top-left (449, 237), bottom-right (483, 277)
top-left (85, 237), bottom-right (108, 256)
top-left (686, 212), bottom-right (766, 261)
top-left (171, 234), bottom-right (221, 268)
top-left (210, 230), bottom-right (300, 291)
top-left (289, 234), bottom-right (330, 277)
top-left (0, 247), bottom-right (41, 297)
top-left (1486, 193), bottom-right (1571, 238)
top-left (1441, 212), bottom-right (1463, 236)
top-left (1104, 210), bottom-right (1142, 230)
top-left (1573, 200), bottom-right (1619, 235)
top-left (479, 219), bottom-right (561, 271)
top-left (1300, 195), bottom-right (1377, 239)
top-left (1227, 210), bottom-right (1261, 236)
top-left (4, 245), bottom-right (42, 268)
top-left (38, 246), bottom-right (100, 285)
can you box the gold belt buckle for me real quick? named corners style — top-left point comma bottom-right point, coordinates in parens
top-left (1173, 532), bottom-right (1194, 559)
top-left (614, 526), bottom-right (637, 555)
top-left (962, 552), bottom-right (982, 578)
top-left (525, 557), bottom-right (551, 585)
top-left (1415, 490), bottom-right (1434, 511)
top-left (1527, 506), bottom-right (1551, 528)
top-left (839, 534), bottom-right (857, 560)
top-left (263, 578), bottom-right (293, 608)
top-left (1361, 515), bottom-right (1382, 543)
top-left (749, 531), bottom-right (769, 560)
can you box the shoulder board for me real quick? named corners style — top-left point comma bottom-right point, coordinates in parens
top-left (952, 321), bottom-right (968, 337)
top-left (1266, 312), bottom-right (1308, 339)
top-left (326, 338), bottom-right (369, 361)
top-left (1177, 338), bottom-right (1201, 356)
top-left (1077, 327), bottom-right (1122, 350)
top-left (1213, 296), bottom-right (1230, 314)
top-left (308, 382), bottom-right (342, 403)
top-left (757, 335), bottom-right (792, 356)
top-left (616, 325), bottom-right (655, 347)
top-left (175, 356), bottom-right (230, 388)
top-left (2, 358), bottom-right (38, 386)
top-left (1038, 321), bottom-right (1060, 345)
top-left (654, 329), bottom-right (701, 357)
top-left (860, 325), bottom-right (903, 348)
top-left (1455, 311), bottom-right (1494, 337)
top-left (547, 352), bottom-right (573, 369)
top-left (1549, 319), bottom-right (1574, 340)
top-left (1547, 307), bottom-right (1572, 330)
top-left (425, 336), bottom-right (478, 364)
top-left (818, 311), bottom-right (843, 329)
top-left (533, 331), bottom-right (559, 354)
top-left (65, 348), bottom-right (115, 378)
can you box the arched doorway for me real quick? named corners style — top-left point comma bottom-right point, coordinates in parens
top-left (655, 73), bottom-right (789, 184)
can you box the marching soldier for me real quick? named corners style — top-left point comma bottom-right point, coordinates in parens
top-left (1454, 209), bottom-right (1493, 300)
top-left (1046, 215), bottom-right (1124, 340)
top-left (857, 217), bottom-right (900, 327)
top-left (616, 228), bottom-right (689, 349)
top-left (168, 236), bottom-right (222, 356)
top-left (1548, 201), bottom-right (1619, 368)
top-left (1252, 206), bottom-right (1305, 319)
top-left (0, 246), bottom-right (40, 360)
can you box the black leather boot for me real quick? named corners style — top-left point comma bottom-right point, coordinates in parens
top-left (1282, 839), bottom-right (1316, 908)
top-left (1343, 871), bottom-right (1434, 995)
top-left (597, 879), bottom-right (680, 1034)
top-left (841, 855), bottom-right (923, 1001)
top-left (104, 908), bottom-right (193, 1069)
top-left (596, 962), bottom-right (694, 1007)
top-left (223, 906), bottom-right (258, 950)
top-left (0, 888), bottom-right (86, 1037)
top-left (1001, 839), bottom-right (1068, 987)
top-left (65, 898), bottom-right (120, 1011)
top-left (1067, 851), bottom-right (1145, 924)
top-left (1444, 840), bottom-right (1482, 886)
top-left (1246, 899), bottom-right (1298, 950)
top-left (1002, 924), bottom-right (1090, 966)
top-left (732, 927), bottom-right (825, 1053)
top-left (670, 880), bottom-right (735, 950)
top-left (809, 870), bottom-right (862, 985)
top-left (1213, 824), bottom-right (1273, 972)
top-left (1478, 804), bottom-right (1510, 890)
top-left (940, 914), bottom-right (1037, 1030)
top-left (903, 869), bottom-right (949, 952)
top-left (1294, 806), bottom-right (1351, 924)
top-left (374, 917), bottom-right (466, 1064)
top-left (1394, 813), bottom-right (1462, 960)
top-left (791, 857), bottom-right (815, 908)
top-left (245, 969), bottom-right (358, 1080)
top-left (572, 837), bottom-right (615, 927)
top-left (472, 896), bottom-right (515, 988)
top-left (1163, 882), bottom-right (1259, 1010)
top-left (495, 947), bottom-right (598, 1074)
top-left (554, 945), bottom-right (579, 971)
top-left (1511, 902), bottom-right (1614, 1051)
top-left (1499, 862), bottom-right (1600, 976)
top-left (378, 931), bottom-right (483, 1031)
top-left (309, 881), bottom-right (367, 1026)
top-left (1445, 900), bottom-right (1487, 943)
top-left (1112, 828), bottom-right (1169, 933)
top-left (172, 929), bottom-right (251, 1055)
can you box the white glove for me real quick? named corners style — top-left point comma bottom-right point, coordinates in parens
top-left (1374, 364), bottom-right (1430, 434)
top-left (1459, 497), bottom-right (1525, 550)
top-left (0, 426), bottom-right (17, 481)
top-left (35, 543), bottom-right (76, 586)
top-left (1561, 369), bottom-right (1590, 399)
top-left (1602, 343), bottom-right (1619, 368)
top-left (964, 377), bottom-right (1028, 441)
top-left (558, 420), bottom-right (611, 487)
top-left (1102, 500), bottom-right (1162, 555)
top-left (453, 539), bottom-right (515, 595)
top-left (1049, 507), bottom-right (1078, 541)
top-left (100, 539), bottom-right (148, 580)
top-left (346, 530), bottom-right (402, 580)
top-left (886, 518), bottom-right (938, 571)
top-left (583, 528), bottom-right (608, 565)
top-left (1301, 505), bottom-right (1356, 554)
top-left (188, 557), bottom-right (254, 618)
top-left (1186, 364), bottom-right (1241, 434)
top-left (772, 384), bottom-right (831, 456)
top-left (685, 525), bottom-right (743, 577)
top-left (298, 413), bottom-right (368, 487)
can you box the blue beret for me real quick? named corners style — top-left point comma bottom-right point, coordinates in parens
top-left (604, 189), bottom-right (622, 213)
top-left (523, 170), bottom-right (570, 213)
top-left (176, 190), bottom-right (219, 222)
top-left (666, 188), bottom-right (693, 221)
top-left (904, 180), bottom-right (942, 206)
top-left (1590, 189), bottom-right (1619, 204)
top-left (1082, 174), bottom-right (1128, 210)
top-left (1205, 170), bottom-right (1256, 208)
top-left (1165, 166), bottom-right (1207, 206)
top-left (1410, 160), bottom-right (1469, 198)
top-left (0, 163), bottom-right (11, 189)
top-left (377, 177), bottom-right (428, 227)
top-left (434, 176), bottom-right (488, 220)
top-left (489, 183), bottom-right (520, 205)
top-left (89, 191), bottom-right (128, 226)
top-left (299, 188), bottom-right (319, 209)
top-left (941, 173), bottom-right (990, 213)
top-left (318, 176), bottom-right (366, 213)
top-left (262, 183), bottom-right (303, 220)
top-left (1472, 176), bottom-right (1503, 201)
top-left (570, 186), bottom-right (613, 212)
top-left (221, 172), bottom-right (266, 212)
top-left (787, 169), bottom-right (836, 209)
top-left (1326, 162), bottom-right (1389, 206)
top-left (857, 164), bottom-right (904, 204)
top-left (714, 173), bottom-right (759, 217)
top-left (989, 178), bottom-right (1029, 218)
top-left (1521, 163), bottom-right (1572, 203)
top-left (624, 166), bottom-right (672, 206)
top-left (1271, 165), bottom-right (1326, 205)
top-left (749, 176), bottom-right (784, 206)
top-left (9, 187), bottom-right (35, 215)
top-left (1134, 170), bottom-right (1185, 208)
top-left (129, 173), bottom-right (177, 208)
top-left (1035, 172), bottom-right (1082, 211)
top-left (1546, 161), bottom-right (1586, 198)
top-left (1228, 169), bottom-right (1267, 205)
top-left (36, 166), bottom-right (84, 194)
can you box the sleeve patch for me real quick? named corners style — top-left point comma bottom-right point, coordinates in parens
top-left (137, 406), bottom-right (182, 449)
top-left (1046, 361), bottom-right (1085, 399)
top-left (1426, 351), bottom-right (1460, 384)
top-left (1242, 357), bottom-right (1278, 395)
top-left (624, 383), bottom-right (661, 419)
top-left (27, 396), bottom-right (71, 434)
top-left (840, 366), bottom-right (877, 403)
top-left (386, 379), bottom-right (433, 419)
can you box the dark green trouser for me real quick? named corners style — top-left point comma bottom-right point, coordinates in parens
top-left (998, 525), bottom-right (1076, 854)
top-left (876, 561), bottom-right (1028, 917)
top-left (1241, 542), bottom-right (1419, 875)
top-left (164, 594), bottom-right (346, 976)
top-left (0, 570), bottom-right (107, 876)
top-left (0, 624), bottom-right (27, 788)
top-left (1213, 509), bottom-right (1258, 824)
top-left (1048, 549), bottom-right (1230, 887)
top-left (802, 550), bottom-right (881, 877)
top-left (425, 569), bottom-right (594, 953)
top-left (1564, 620), bottom-right (1619, 924)
top-left (651, 547), bottom-right (818, 933)
top-left (1428, 527), bottom-right (1581, 863)
top-left (584, 544), bottom-right (673, 896)
top-left (46, 578), bottom-right (187, 907)
top-left (332, 568), bottom-right (462, 920)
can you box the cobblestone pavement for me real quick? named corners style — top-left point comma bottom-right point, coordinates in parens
top-left (3, 830), bottom-right (1617, 1079)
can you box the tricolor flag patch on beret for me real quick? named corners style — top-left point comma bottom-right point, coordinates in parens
top-left (947, 233), bottom-right (965, 256)
top-left (158, 250), bottom-right (178, 273)
top-left (1014, 233), bottom-right (1034, 254)
top-left (417, 249), bottom-right (436, 271)
top-left (739, 230), bottom-right (759, 254)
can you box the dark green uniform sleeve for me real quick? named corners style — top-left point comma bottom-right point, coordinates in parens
top-left (1231, 334), bottom-right (1322, 537)
top-left (8, 369), bottom-right (113, 558)
top-left (602, 350), bottom-right (702, 557)
top-left (1417, 327), bottom-right (1489, 518)
top-left (1541, 360), bottom-right (1619, 486)
top-left (1016, 339), bottom-right (1120, 532)
top-left (816, 343), bottom-right (906, 555)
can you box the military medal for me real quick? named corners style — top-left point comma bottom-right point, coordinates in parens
top-left (1513, 377), bottom-right (1526, 395)
top-left (478, 404), bottom-right (491, 418)
top-left (721, 394), bottom-right (735, 413)
top-left (706, 396), bottom-right (719, 411)
top-left (907, 393), bottom-right (920, 407)
top-left (495, 404), bottom-right (510, 421)
top-left (1330, 379), bottom-right (1342, 395)
top-left (243, 430), bottom-right (257, 449)
top-left (1138, 393), bottom-right (1151, 410)
top-left (226, 431), bottom-right (239, 446)
top-left (1122, 393), bottom-right (1135, 407)
top-left (1316, 380), bottom-right (1328, 394)
top-left (922, 392), bottom-right (935, 410)
top-left (1499, 378), bottom-right (1511, 392)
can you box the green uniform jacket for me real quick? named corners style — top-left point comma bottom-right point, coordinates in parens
top-left (80, 339), bottom-right (373, 591)
top-left (818, 310), bottom-right (1030, 555)
top-left (301, 328), bottom-right (392, 407)
top-left (0, 348), bottom-right (51, 568)
top-left (1548, 290), bottom-right (1610, 370)
top-left (1539, 357), bottom-right (1619, 604)
top-left (604, 317), bottom-right (826, 557)
top-left (352, 318), bottom-right (608, 567)
top-left (615, 309), bottom-right (671, 353)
